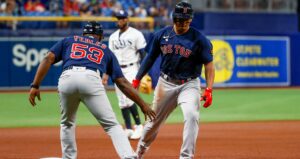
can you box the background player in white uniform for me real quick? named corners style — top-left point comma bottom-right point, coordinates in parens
top-left (28, 21), bottom-right (155, 159)
top-left (103, 10), bottom-right (147, 140)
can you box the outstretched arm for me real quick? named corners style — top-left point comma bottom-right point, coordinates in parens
top-left (28, 52), bottom-right (55, 106)
top-left (137, 48), bottom-right (146, 63)
top-left (115, 77), bottom-right (156, 121)
top-left (134, 34), bottom-right (161, 86)
top-left (201, 61), bottom-right (215, 108)
top-left (204, 61), bottom-right (215, 89)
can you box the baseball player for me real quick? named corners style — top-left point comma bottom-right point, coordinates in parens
top-left (132, 2), bottom-right (215, 159)
top-left (102, 10), bottom-right (147, 139)
top-left (28, 21), bottom-right (156, 159)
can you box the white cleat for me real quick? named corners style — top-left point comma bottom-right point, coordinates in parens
top-left (130, 125), bottom-right (143, 140)
top-left (124, 129), bottom-right (134, 138)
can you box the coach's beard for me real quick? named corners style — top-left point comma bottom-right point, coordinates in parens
top-left (118, 23), bottom-right (127, 30)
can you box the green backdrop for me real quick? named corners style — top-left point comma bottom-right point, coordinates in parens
top-left (0, 89), bottom-right (299, 128)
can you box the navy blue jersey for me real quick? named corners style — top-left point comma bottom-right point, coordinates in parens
top-left (50, 35), bottom-right (124, 81)
top-left (136, 26), bottom-right (213, 80)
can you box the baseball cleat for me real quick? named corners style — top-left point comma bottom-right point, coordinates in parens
top-left (124, 129), bottom-right (134, 138)
top-left (130, 125), bottom-right (143, 140)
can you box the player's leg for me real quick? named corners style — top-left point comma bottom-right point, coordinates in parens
top-left (121, 106), bottom-right (135, 138)
top-left (115, 84), bottom-right (134, 137)
top-left (129, 104), bottom-right (141, 126)
top-left (122, 89), bottom-right (142, 140)
top-left (123, 64), bottom-right (140, 126)
top-left (121, 107), bottom-right (133, 129)
top-left (80, 71), bottom-right (136, 158)
top-left (58, 92), bottom-right (80, 159)
top-left (123, 66), bottom-right (143, 139)
top-left (82, 93), bottom-right (137, 159)
top-left (136, 77), bottom-right (178, 158)
top-left (58, 70), bottom-right (81, 159)
top-left (129, 103), bottom-right (143, 139)
top-left (177, 79), bottom-right (201, 159)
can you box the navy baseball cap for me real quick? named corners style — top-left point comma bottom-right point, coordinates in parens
top-left (115, 10), bottom-right (128, 19)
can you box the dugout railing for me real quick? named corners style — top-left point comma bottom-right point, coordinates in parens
top-left (0, 16), bottom-right (155, 32)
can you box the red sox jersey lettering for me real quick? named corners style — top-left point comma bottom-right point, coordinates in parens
top-left (160, 44), bottom-right (192, 58)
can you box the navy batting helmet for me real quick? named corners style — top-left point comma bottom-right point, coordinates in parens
top-left (83, 21), bottom-right (103, 35)
top-left (172, 1), bottom-right (194, 20)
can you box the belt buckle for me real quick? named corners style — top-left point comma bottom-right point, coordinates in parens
top-left (163, 74), bottom-right (168, 80)
top-left (73, 66), bottom-right (86, 72)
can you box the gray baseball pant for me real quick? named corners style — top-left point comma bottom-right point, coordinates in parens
top-left (137, 77), bottom-right (201, 159)
top-left (58, 67), bottom-right (137, 159)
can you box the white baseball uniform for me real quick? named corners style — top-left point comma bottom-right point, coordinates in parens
top-left (109, 26), bottom-right (146, 108)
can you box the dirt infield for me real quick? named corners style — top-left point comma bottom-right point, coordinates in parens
top-left (1, 121), bottom-right (300, 159)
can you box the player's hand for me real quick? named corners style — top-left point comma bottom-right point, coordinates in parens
top-left (102, 73), bottom-right (109, 85)
top-left (132, 79), bottom-right (140, 89)
top-left (29, 88), bottom-right (41, 107)
top-left (140, 103), bottom-right (156, 122)
top-left (200, 88), bottom-right (212, 108)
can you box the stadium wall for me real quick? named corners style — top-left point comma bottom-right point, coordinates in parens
top-left (1, 12), bottom-right (299, 89)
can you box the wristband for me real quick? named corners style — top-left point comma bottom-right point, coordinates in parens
top-left (30, 83), bottom-right (39, 89)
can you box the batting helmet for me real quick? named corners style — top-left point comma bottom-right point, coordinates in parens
top-left (138, 74), bottom-right (152, 94)
top-left (172, 1), bottom-right (194, 20)
top-left (83, 21), bottom-right (103, 36)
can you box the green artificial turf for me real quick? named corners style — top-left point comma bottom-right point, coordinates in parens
top-left (0, 88), bottom-right (299, 128)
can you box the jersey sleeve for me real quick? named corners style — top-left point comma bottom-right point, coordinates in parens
top-left (136, 32), bottom-right (161, 80)
top-left (106, 49), bottom-right (124, 81)
top-left (199, 37), bottom-right (213, 64)
top-left (135, 31), bottom-right (146, 50)
top-left (49, 38), bottom-right (65, 63)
